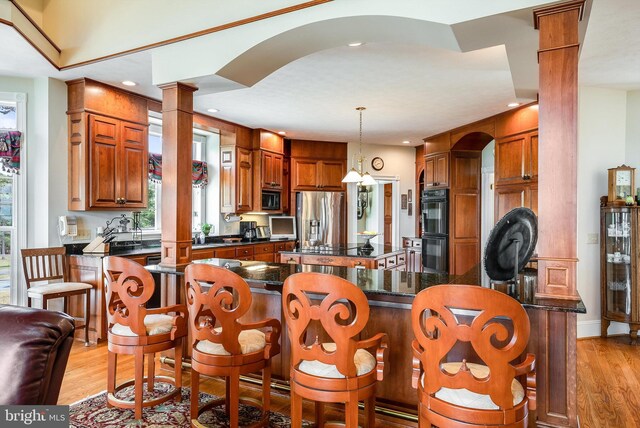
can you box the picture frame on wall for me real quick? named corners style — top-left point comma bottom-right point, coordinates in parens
top-left (401, 194), bottom-right (408, 209)
top-left (408, 202), bottom-right (413, 216)
top-left (408, 189), bottom-right (412, 202)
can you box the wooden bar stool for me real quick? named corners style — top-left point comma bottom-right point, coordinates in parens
top-left (21, 247), bottom-right (92, 345)
top-left (282, 272), bottom-right (388, 428)
top-left (184, 264), bottom-right (281, 428)
top-left (411, 284), bottom-right (536, 428)
top-left (103, 256), bottom-right (187, 420)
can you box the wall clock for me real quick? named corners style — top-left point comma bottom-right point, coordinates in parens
top-left (608, 164), bottom-right (636, 205)
top-left (371, 157), bottom-right (384, 171)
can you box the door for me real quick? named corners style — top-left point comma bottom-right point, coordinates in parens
top-left (425, 156), bottom-right (435, 187)
top-left (261, 151), bottom-right (283, 190)
top-left (423, 198), bottom-right (448, 235)
top-left (119, 121), bottom-right (148, 207)
top-left (384, 183), bottom-right (393, 246)
top-left (422, 236), bottom-right (448, 272)
top-left (319, 160), bottom-right (345, 190)
top-left (435, 153), bottom-right (449, 187)
top-left (291, 159), bottom-right (318, 191)
top-left (495, 134), bottom-right (526, 185)
top-left (236, 147), bottom-right (253, 212)
top-left (89, 115), bottom-right (119, 207)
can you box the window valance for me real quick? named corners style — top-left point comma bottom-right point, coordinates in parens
top-left (148, 153), bottom-right (209, 188)
top-left (0, 131), bottom-right (21, 174)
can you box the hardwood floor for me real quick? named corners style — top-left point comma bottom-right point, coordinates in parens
top-left (577, 336), bottom-right (640, 428)
top-left (59, 337), bottom-right (639, 427)
top-left (59, 341), bottom-right (415, 427)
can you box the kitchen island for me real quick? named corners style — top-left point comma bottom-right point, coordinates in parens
top-left (147, 258), bottom-right (584, 424)
top-left (279, 243), bottom-right (406, 270)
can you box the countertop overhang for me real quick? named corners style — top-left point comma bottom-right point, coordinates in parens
top-left (146, 259), bottom-right (585, 314)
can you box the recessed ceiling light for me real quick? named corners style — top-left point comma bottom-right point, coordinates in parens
top-left (121, 81), bottom-right (136, 86)
top-left (207, 108), bottom-right (219, 113)
top-left (278, 131), bottom-right (286, 135)
top-left (348, 42), bottom-right (363, 47)
top-left (507, 102), bottom-right (520, 108)
top-left (402, 140), bottom-right (410, 144)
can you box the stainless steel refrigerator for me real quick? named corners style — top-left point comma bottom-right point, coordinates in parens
top-left (296, 192), bottom-right (345, 247)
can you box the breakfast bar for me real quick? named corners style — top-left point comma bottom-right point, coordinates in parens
top-left (147, 258), bottom-right (585, 422)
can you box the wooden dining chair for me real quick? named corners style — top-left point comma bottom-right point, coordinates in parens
top-left (184, 264), bottom-right (281, 428)
top-left (103, 256), bottom-right (187, 420)
top-left (411, 284), bottom-right (536, 428)
top-left (282, 272), bottom-right (388, 428)
top-left (21, 247), bottom-right (92, 345)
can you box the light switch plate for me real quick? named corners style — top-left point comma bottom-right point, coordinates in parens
top-left (587, 233), bottom-right (599, 244)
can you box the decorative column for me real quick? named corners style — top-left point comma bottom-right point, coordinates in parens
top-left (534, 0), bottom-right (584, 299)
top-left (532, 3), bottom-right (584, 428)
top-left (159, 82), bottom-right (197, 267)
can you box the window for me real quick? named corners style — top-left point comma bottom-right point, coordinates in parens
top-left (139, 119), bottom-right (214, 232)
top-left (0, 95), bottom-right (25, 306)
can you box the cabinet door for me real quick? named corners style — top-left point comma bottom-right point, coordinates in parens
top-left (494, 185), bottom-right (527, 223)
top-left (236, 148), bottom-right (253, 212)
top-left (434, 153), bottom-right (449, 187)
top-left (495, 135), bottom-right (526, 185)
top-left (424, 156), bottom-right (435, 187)
top-left (119, 121), bottom-right (148, 208)
top-left (425, 153), bottom-right (448, 188)
top-left (220, 147), bottom-right (235, 213)
top-left (527, 132), bottom-right (538, 181)
top-left (319, 160), bottom-right (346, 190)
top-left (272, 153), bottom-right (284, 189)
top-left (292, 159), bottom-right (319, 191)
top-left (89, 115), bottom-right (119, 207)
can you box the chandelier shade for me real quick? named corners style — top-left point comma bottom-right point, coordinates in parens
top-left (342, 107), bottom-right (376, 185)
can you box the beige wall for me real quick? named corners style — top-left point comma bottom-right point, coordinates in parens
top-left (577, 86), bottom-right (628, 337)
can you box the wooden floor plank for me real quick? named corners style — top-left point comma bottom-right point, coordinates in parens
top-left (59, 336), bottom-right (640, 427)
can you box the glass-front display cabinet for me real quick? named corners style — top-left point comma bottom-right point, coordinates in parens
top-left (601, 206), bottom-right (639, 344)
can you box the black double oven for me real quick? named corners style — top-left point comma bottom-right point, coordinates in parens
top-left (421, 189), bottom-right (448, 273)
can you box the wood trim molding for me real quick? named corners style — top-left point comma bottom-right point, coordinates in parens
top-left (8, 0), bottom-right (62, 52)
top-left (533, 0), bottom-right (585, 29)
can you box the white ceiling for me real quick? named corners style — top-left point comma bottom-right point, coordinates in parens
top-left (1, 0), bottom-right (638, 146)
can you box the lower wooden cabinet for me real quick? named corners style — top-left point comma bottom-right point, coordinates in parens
top-left (403, 237), bottom-right (423, 273)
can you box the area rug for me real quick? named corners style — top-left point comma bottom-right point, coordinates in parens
top-left (69, 381), bottom-right (312, 427)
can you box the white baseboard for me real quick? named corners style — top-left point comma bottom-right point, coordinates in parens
top-left (578, 319), bottom-right (630, 339)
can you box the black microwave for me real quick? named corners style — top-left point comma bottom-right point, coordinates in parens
top-left (262, 191), bottom-right (281, 211)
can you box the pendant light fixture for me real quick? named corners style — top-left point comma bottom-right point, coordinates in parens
top-left (342, 107), bottom-right (376, 185)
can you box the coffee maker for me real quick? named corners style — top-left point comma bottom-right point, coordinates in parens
top-left (239, 221), bottom-right (257, 241)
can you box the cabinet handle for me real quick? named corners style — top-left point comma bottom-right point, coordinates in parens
top-left (355, 261), bottom-right (362, 266)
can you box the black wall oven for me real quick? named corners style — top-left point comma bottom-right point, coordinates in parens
top-left (421, 189), bottom-right (448, 273)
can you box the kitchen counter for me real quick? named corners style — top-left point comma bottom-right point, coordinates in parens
top-left (146, 259), bottom-right (585, 314)
top-left (148, 258), bottom-right (584, 418)
top-left (65, 238), bottom-right (294, 258)
top-left (279, 243), bottom-right (403, 258)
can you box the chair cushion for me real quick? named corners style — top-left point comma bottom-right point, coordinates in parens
top-left (111, 314), bottom-right (174, 337)
top-left (297, 343), bottom-right (376, 379)
top-left (195, 328), bottom-right (266, 356)
top-left (27, 282), bottom-right (92, 296)
top-left (423, 362), bottom-right (525, 410)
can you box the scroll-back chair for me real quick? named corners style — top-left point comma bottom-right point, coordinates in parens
top-left (184, 264), bottom-right (281, 428)
top-left (282, 272), bottom-right (388, 428)
top-left (411, 284), bottom-right (536, 428)
top-left (103, 256), bottom-right (187, 420)
top-left (21, 247), bottom-right (92, 345)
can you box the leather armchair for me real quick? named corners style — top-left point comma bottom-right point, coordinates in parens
top-left (0, 304), bottom-right (75, 405)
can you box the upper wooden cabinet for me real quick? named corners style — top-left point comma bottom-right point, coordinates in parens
top-left (220, 145), bottom-right (254, 213)
top-left (291, 158), bottom-right (346, 191)
top-left (495, 131), bottom-right (538, 186)
top-left (69, 114), bottom-right (148, 210)
top-left (424, 152), bottom-right (449, 188)
top-left (259, 151), bottom-right (284, 190)
top-left (67, 79), bottom-right (149, 211)
top-left (494, 182), bottom-right (538, 222)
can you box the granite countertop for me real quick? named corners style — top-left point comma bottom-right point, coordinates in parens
top-left (146, 259), bottom-right (586, 314)
top-left (280, 243), bottom-right (404, 259)
top-left (66, 237), bottom-right (294, 258)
